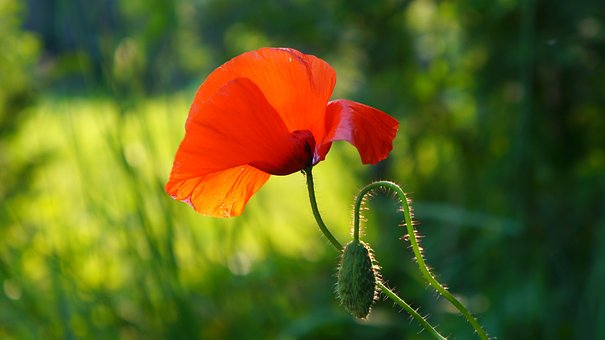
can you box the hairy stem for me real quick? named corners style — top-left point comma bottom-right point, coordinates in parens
top-left (304, 167), bottom-right (446, 339)
top-left (377, 282), bottom-right (447, 340)
top-left (354, 181), bottom-right (488, 340)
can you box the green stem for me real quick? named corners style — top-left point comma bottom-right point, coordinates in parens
top-left (303, 167), bottom-right (342, 250)
top-left (303, 167), bottom-right (446, 339)
top-left (354, 181), bottom-right (489, 340)
top-left (377, 282), bottom-right (447, 340)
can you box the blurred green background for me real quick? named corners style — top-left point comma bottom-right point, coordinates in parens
top-left (1, 0), bottom-right (604, 338)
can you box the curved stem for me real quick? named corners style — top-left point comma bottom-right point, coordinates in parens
top-left (304, 168), bottom-right (446, 339)
top-left (355, 181), bottom-right (488, 340)
top-left (353, 184), bottom-right (363, 243)
top-left (303, 167), bottom-right (342, 250)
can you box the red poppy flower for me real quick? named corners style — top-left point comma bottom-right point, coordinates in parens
top-left (166, 48), bottom-right (398, 217)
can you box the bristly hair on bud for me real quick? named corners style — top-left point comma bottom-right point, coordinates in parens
top-left (336, 240), bottom-right (381, 319)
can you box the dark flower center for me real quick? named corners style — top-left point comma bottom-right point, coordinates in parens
top-left (250, 129), bottom-right (316, 176)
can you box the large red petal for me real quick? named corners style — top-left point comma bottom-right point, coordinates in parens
top-left (184, 77), bottom-right (317, 174)
top-left (193, 48), bottom-right (336, 139)
top-left (318, 99), bottom-right (399, 164)
top-left (166, 165), bottom-right (270, 217)
top-left (166, 77), bottom-right (316, 216)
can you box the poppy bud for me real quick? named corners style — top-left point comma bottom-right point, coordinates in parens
top-left (336, 240), bottom-right (380, 319)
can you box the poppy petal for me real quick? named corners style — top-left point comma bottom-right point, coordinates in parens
top-left (319, 99), bottom-right (398, 164)
top-left (188, 77), bottom-right (288, 170)
top-left (166, 77), bottom-right (316, 216)
top-left (182, 77), bottom-right (315, 174)
top-left (166, 165), bottom-right (270, 217)
top-left (192, 48), bottom-right (336, 138)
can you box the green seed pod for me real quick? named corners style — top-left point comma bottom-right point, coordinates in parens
top-left (336, 240), bottom-right (380, 319)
